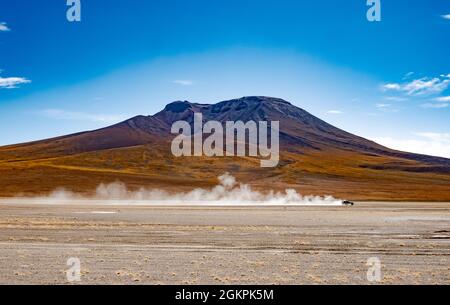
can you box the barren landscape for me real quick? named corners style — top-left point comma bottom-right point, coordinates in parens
top-left (2, 0), bottom-right (450, 290)
top-left (0, 201), bottom-right (449, 285)
top-left (1, 97), bottom-right (450, 201)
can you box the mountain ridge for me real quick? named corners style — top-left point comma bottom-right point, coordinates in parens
top-left (8, 96), bottom-right (448, 164)
top-left (0, 96), bottom-right (449, 200)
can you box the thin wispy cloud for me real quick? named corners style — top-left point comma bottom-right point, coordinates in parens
top-left (402, 72), bottom-right (414, 80)
top-left (434, 96), bottom-right (450, 103)
top-left (327, 110), bottom-right (343, 115)
top-left (40, 109), bottom-right (127, 124)
top-left (0, 76), bottom-right (31, 89)
top-left (376, 103), bottom-right (398, 113)
top-left (0, 22), bottom-right (10, 32)
top-left (416, 132), bottom-right (450, 143)
top-left (376, 103), bottom-right (391, 109)
top-left (442, 14), bottom-right (450, 20)
top-left (373, 132), bottom-right (450, 158)
top-left (421, 96), bottom-right (450, 109)
top-left (384, 96), bottom-right (408, 102)
top-left (421, 102), bottom-right (449, 109)
top-left (173, 80), bottom-right (194, 86)
top-left (382, 74), bottom-right (450, 96)
top-left (382, 83), bottom-right (401, 90)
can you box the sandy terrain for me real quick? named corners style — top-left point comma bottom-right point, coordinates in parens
top-left (0, 201), bottom-right (449, 285)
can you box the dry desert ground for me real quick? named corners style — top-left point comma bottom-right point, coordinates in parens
top-left (0, 201), bottom-right (449, 285)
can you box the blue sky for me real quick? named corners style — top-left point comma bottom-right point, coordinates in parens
top-left (1, 0), bottom-right (450, 157)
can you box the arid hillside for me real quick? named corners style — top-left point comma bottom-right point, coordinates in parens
top-left (1, 96), bottom-right (450, 201)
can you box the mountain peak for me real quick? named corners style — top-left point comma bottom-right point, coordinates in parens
top-left (163, 96), bottom-right (292, 113)
top-left (239, 96), bottom-right (292, 105)
top-left (217, 96), bottom-right (292, 108)
top-left (164, 101), bottom-right (193, 113)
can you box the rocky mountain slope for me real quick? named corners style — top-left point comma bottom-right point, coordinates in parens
top-left (1, 96), bottom-right (449, 200)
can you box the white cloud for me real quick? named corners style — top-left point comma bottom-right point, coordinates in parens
top-left (382, 74), bottom-right (450, 96)
top-left (327, 110), bottom-right (343, 114)
top-left (373, 133), bottom-right (450, 158)
top-left (0, 22), bottom-right (10, 32)
top-left (404, 78), bottom-right (450, 95)
top-left (402, 72), bottom-right (414, 80)
top-left (421, 103), bottom-right (449, 109)
top-left (442, 14), bottom-right (450, 20)
top-left (40, 109), bottom-right (127, 124)
top-left (434, 96), bottom-right (450, 102)
top-left (375, 103), bottom-right (392, 109)
top-left (420, 96), bottom-right (450, 109)
top-left (376, 103), bottom-right (391, 108)
top-left (416, 132), bottom-right (450, 142)
top-left (173, 80), bottom-right (194, 86)
top-left (384, 96), bottom-right (408, 102)
top-left (382, 83), bottom-right (401, 90)
top-left (0, 76), bottom-right (31, 89)
top-left (375, 103), bottom-right (398, 113)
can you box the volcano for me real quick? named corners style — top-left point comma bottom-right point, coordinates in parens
top-left (1, 96), bottom-right (450, 200)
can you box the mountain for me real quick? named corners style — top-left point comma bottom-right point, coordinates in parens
top-left (1, 96), bottom-right (450, 200)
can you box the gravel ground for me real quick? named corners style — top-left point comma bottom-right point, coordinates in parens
top-left (0, 201), bottom-right (449, 285)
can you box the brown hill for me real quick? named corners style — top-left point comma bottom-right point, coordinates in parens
top-left (1, 96), bottom-right (450, 201)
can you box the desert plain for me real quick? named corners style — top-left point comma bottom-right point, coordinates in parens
top-left (0, 201), bottom-right (448, 285)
